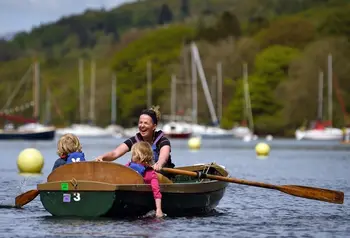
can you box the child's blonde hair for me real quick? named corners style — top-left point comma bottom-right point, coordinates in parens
top-left (131, 141), bottom-right (154, 165)
top-left (57, 133), bottom-right (82, 157)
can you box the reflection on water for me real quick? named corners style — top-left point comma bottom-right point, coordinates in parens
top-left (0, 138), bottom-right (349, 237)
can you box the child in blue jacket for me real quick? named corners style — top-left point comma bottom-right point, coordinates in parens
top-left (52, 133), bottom-right (86, 171)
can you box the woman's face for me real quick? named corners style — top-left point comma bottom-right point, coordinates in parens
top-left (138, 114), bottom-right (156, 138)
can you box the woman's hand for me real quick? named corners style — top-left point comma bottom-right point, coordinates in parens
top-left (152, 162), bottom-right (162, 171)
top-left (94, 156), bottom-right (104, 162)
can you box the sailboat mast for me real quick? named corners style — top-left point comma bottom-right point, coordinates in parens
top-left (317, 71), bottom-right (324, 120)
top-left (89, 60), bottom-right (96, 125)
top-left (171, 74), bottom-right (177, 121)
top-left (243, 63), bottom-right (254, 132)
top-left (217, 62), bottom-right (222, 124)
top-left (147, 61), bottom-right (152, 108)
top-left (45, 89), bottom-right (51, 125)
top-left (191, 42), bottom-right (218, 125)
top-left (191, 46), bottom-right (198, 124)
top-left (111, 74), bottom-right (117, 125)
top-left (79, 58), bottom-right (85, 124)
top-left (33, 61), bottom-right (40, 121)
top-left (327, 54), bottom-right (333, 127)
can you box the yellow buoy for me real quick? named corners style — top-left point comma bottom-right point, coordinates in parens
top-left (188, 136), bottom-right (201, 150)
top-left (17, 148), bottom-right (44, 174)
top-left (255, 142), bottom-right (270, 158)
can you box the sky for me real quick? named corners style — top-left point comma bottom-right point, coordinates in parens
top-left (0, 0), bottom-right (133, 34)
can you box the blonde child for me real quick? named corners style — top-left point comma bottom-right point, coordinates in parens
top-left (52, 133), bottom-right (86, 171)
top-left (127, 141), bottom-right (164, 218)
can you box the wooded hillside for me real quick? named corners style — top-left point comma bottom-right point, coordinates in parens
top-left (1, 0), bottom-right (350, 136)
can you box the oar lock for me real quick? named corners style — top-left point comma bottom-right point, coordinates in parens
top-left (195, 171), bottom-right (208, 179)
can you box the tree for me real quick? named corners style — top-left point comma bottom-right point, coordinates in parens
top-left (256, 16), bottom-right (316, 49)
top-left (246, 16), bottom-right (269, 36)
top-left (222, 45), bottom-right (301, 133)
top-left (0, 40), bottom-right (21, 61)
top-left (318, 7), bottom-right (350, 40)
top-left (216, 11), bottom-right (241, 39)
top-left (180, 0), bottom-right (190, 19)
top-left (158, 4), bottom-right (173, 25)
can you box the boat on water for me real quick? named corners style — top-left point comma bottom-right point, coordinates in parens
top-left (0, 122), bottom-right (55, 140)
top-left (56, 124), bottom-right (114, 138)
top-left (295, 120), bottom-right (343, 141)
top-left (162, 121), bottom-right (192, 139)
top-left (0, 62), bottom-right (56, 141)
top-left (37, 161), bottom-right (228, 218)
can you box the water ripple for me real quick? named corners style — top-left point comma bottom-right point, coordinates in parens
top-left (0, 138), bottom-right (349, 237)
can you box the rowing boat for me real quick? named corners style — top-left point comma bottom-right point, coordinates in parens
top-left (37, 161), bottom-right (228, 217)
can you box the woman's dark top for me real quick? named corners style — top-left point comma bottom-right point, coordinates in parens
top-left (123, 130), bottom-right (175, 168)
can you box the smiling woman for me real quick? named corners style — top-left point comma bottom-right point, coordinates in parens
top-left (95, 105), bottom-right (175, 173)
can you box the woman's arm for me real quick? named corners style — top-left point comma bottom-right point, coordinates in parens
top-left (95, 143), bottom-right (129, 161)
top-left (154, 145), bottom-right (170, 170)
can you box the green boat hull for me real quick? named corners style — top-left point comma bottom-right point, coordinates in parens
top-left (38, 162), bottom-right (229, 218)
top-left (40, 183), bottom-right (227, 217)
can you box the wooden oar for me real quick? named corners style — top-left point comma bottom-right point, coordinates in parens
top-left (162, 168), bottom-right (344, 204)
top-left (15, 189), bottom-right (39, 208)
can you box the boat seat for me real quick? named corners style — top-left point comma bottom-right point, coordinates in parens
top-left (47, 161), bottom-right (145, 184)
top-left (157, 173), bottom-right (173, 184)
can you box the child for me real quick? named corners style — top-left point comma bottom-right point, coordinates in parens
top-left (52, 133), bottom-right (86, 171)
top-left (127, 141), bottom-right (164, 218)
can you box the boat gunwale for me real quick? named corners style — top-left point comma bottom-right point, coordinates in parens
top-left (37, 178), bottom-right (228, 193)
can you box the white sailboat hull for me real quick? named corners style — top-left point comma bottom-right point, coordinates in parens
top-left (56, 124), bottom-right (113, 138)
top-left (232, 126), bottom-right (252, 138)
top-left (295, 128), bottom-right (343, 140)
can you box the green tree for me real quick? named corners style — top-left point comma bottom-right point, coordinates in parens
top-left (158, 4), bottom-right (173, 25)
top-left (216, 11), bottom-right (241, 39)
top-left (0, 40), bottom-right (21, 61)
top-left (180, 0), bottom-right (190, 19)
top-left (318, 6), bottom-right (350, 40)
top-left (256, 16), bottom-right (316, 49)
top-left (246, 16), bottom-right (269, 36)
top-left (222, 45), bottom-right (301, 133)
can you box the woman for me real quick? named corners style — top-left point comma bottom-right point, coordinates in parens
top-left (95, 106), bottom-right (175, 172)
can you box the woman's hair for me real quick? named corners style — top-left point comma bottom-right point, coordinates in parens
top-left (140, 105), bottom-right (161, 125)
top-left (150, 105), bottom-right (161, 123)
top-left (57, 133), bottom-right (82, 157)
top-left (131, 141), bottom-right (154, 165)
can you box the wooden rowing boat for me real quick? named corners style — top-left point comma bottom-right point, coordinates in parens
top-left (37, 161), bottom-right (229, 218)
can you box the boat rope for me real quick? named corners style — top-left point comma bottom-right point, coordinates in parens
top-left (1, 64), bottom-right (32, 111)
top-left (0, 101), bottom-right (34, 114)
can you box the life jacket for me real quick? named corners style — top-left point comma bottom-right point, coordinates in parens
top-left (135, 132), bottom-right (164, 162)
top-left (66, 152), bottom-right (86, 164)
top-left (126, 162), bottom-right (149, 176)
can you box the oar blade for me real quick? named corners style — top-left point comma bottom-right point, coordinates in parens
top-left (278, 185), bottom-right (344, 204)
top-left (15, 189), bottom-right (39, 208)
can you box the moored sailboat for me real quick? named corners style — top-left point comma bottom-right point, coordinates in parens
top-left (0, 62), bottom-right (55, 140)
top-left (295, 56), bottom-right (342, 141)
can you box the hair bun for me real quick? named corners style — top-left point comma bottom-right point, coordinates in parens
top-left (150, 105), bottom-right (161, 122)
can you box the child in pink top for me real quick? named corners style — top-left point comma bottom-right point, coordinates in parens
top-left (127, 141), bottom-right (164, 218)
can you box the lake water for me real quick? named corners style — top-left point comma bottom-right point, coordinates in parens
top-left (0, 137), bottom-right (349, 237)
